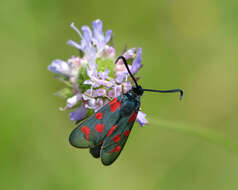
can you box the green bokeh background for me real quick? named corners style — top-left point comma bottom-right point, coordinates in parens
top-left (1, 0), bottom-right (238, 189)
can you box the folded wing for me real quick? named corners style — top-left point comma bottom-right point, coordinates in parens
top-left (100, 110), bottom-right (138, 165)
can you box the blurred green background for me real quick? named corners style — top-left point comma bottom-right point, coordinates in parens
top-left (1, 0), bottom-right (238, 189)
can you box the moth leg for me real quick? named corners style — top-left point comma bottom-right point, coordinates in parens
top-left (122, 84), bottom-right (125, 94)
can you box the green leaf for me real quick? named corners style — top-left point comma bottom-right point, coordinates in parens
top-left (54, 75), bottom-right (72, 87)
top-left (77, 66), bottom-right (91, 92)
top-left (96, 58), bottom-right (115, 78)
top-left (54, 88), bottom-right (73, 99)
top-left (86, 109), bottom-right (94, 118)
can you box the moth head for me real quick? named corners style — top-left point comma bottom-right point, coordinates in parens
top-left (115, 56), bottom-right (183, 100)
top-left (132, 85), bottom-right (144, 96)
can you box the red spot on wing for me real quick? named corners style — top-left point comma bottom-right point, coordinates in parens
top-left (129, 111), bottom-right (137, 122)
top-left (81, 126), bottom-right (90, 140)
top-left (95, 123), bottom-right (104, 133)
top-left (112, 134), bottom-right (120, 142)
top-left (109, 98), bottom-right (118, 106)
top-left (107, 125), bottom-right (117, 137)
top-left (110, 146), bottom-right (121, 153)
top-left (95, 112), bottom-right (103, 120)
top-left (124, 130), bottom-right (130, 137)
top-left (109, 97), bottom-right (121, 112)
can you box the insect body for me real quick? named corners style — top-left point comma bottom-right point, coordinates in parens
top-left (69, 56), bottom-right (183, 165)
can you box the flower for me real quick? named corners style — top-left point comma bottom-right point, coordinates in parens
top-left (92, 19), bottom-right (112, 54)
top-left (95, 88), bottom-right (106, 97)
top-left (130, 48), bottom-right (142, 75)
top-left (136, 111), bottom-right (148, 126)
top-left (108, 85), bottom-right (122, 98)
top-left (98, 69), bottom-right (109, 80)
top-left (48, 56), bottom-right (82, 83)
top-left (70, 104), bottom-right (88, 121)
top-left (48, 59), bottom-right (70, 75)
top-left (48, 19), bottom-right (147, 126)
top-left (66, 92), bottom-right (82, 109)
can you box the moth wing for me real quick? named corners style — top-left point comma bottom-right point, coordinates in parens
top-left (69, 96), bottom-right (123, 149)
top-left (100, 111), bottom-right (138, 165)
top-left (89, 144), bottom-right (102, 158)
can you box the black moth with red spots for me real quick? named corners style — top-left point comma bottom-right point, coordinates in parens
top-left (69, 56), bottom-right (183, 165)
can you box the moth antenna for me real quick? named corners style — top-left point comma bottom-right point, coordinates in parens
top-left (143, 88), bottom-right (183, 100)
top-left (115, 56), bottom-right (139, 88)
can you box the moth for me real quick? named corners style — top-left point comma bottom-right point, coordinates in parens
top-left (69, 56), bottom-right (183, 165)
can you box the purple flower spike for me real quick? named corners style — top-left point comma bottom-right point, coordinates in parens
top-left (108, 85), bottom-right (122, 98)
top-left (92, 19), bottom-right (112, 52)
top-left (91, 76), bottom-right (113, 88)
top-left (67, 40), bottom-right (82, 50)
top-left (104, 30), bottom-right (112, 44)
top-left (81, 26), bottom-right (93, 44)
top-left (83, 80), bottom-right (100, 88)
top-left (92, 20), bottom-right (103, 41)
top-left (94, 99), bottom-right (104, 112)
top-left (102, 45), bottom-right (115, 58)
top-left (49, 19), bottom-right (148, 127)
top-left (82, 94), bottom-right (96, 109)
top-left (70, 104), bottom-right (88, 121)
top-left (66, 93), bottom-right (82, 109)
top-left (48, 59), bottom-right (70, 76)
top-left (70, 22), bottom-right (83, 38)
top-left (123, 48), bottom-right (136, 59)
top-left (70, 22), bottom-right (97, 70)
top-left (136, 111), bottom-right (148, 126)
top-left (130, 48), bottom-right (142, 74)
top-left (95, 88), bottom-right (106, 97)
top-left (98, 69), bottom-right (109, 80)
top-left (85, 89), bottom-right (96, 97)
top-left (115, 72), bottom-right (128, 83)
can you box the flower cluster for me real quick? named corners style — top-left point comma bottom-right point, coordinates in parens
top-left (48, 19), bottom-right (148, 126)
